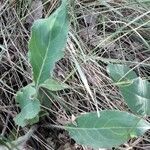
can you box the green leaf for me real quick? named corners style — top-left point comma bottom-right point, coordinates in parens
top-left (40, 78), bottom-right (69, 91)
top-left (120, 77), bottom-right (150, 116)
top-left (29, 0), bottom-right (69, 86)
top-left (66, 110), bottom-right (150, 149)
top-left (107, 64), bottom-right (137, 83)
top-left (107, 64), bottom-right (150, 116)
top-left (14, 85), bottom-right (40, 127)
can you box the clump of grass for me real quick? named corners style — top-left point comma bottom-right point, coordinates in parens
top-left (0, 0), bottom-right (150, 149)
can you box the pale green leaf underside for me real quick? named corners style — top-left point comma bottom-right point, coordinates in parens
top-left (14, 85), bottom-right (40, 127)
top-left (107, 64), bottom-right (150, 116)
top-left (120, 77), bottom-right (150, 116)
top-left (66, 110), bottom-right (150, 149)
top-left (29, 0), bottom-right (69, 85)
top-left (107, 64), bottom-right (137, 82)
top-left (40, 78), bottom-right (69, 91)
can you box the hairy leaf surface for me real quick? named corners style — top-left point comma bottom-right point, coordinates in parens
top-left (29, 0), bottom-right (69, 86)
top-left (14, 85), bottom-right (40, 127)
top-left (66, 110), bottom-right (150, 149)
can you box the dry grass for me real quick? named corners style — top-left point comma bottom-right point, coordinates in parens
top-left (0, 0), bottom-right (150, 149)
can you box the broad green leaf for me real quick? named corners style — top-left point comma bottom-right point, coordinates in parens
top-left (66, 110), bottom-right (150, 149)
top-left (120, 77), bottom-right (150, 116)
top-left (107, 64), bottom-right (150, 116)
top-left (40, 78), bottom-right (69, 91)
top-left (107, 64), bottom-right (137, 83)
top-left (14, 85), bottom-right (40, 127)
top-left (29, 0), bottom-right (69, 86)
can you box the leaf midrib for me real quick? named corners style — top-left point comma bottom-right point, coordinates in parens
top-left (36, 13), bottom-right (59, 86)
top-left (66, 126), bottom-right (149, 130)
